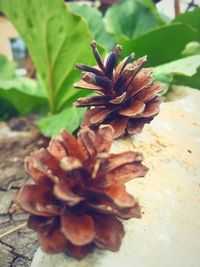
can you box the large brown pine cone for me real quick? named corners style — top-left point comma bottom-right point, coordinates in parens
top-left (15, 125), bottom-right (148, 260)
top-left (74, 41), bottom-right (165, 138)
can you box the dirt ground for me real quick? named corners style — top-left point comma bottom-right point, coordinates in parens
top-left (0, 116), bottom-right (48, 267)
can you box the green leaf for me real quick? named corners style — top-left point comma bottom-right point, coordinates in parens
top-left (118, 24), bottom-right (197, 66)
top-left (181, 41), bottom-right (200, 57)
top-left (173, 67), bottom-right (200, 90)
top-left (0, 54), bottom-right (47, 116)
top-left (0, 76), bottom-right (48, 115)
top-left (153, 55), bottom-right (200, 91)
top-left (172, 8), bottom-right (200, 41)
top-left (0, 55), bottom-right (16, 80)
top-left (68, 3), bottom-right (115, 50)
top-left (104, 0), bottom-right (165, 40)
top-left (153, 55), bottom-right (200, 77)
top-left (0, 0), bottom-right (95, 114)
top-left (0, 97), bottom-right (18, 120)
top-left (152, 72), bottom-right (173, 95)
top-left (38, 106), bottom-right (85, 137)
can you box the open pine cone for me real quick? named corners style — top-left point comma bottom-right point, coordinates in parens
top-left (74, 41), bottom-right (165, 138)
top-left (15, 125), bottom-right (148, 260)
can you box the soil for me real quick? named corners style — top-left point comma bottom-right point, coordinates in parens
top-left (0, 116), bottom-right (48, 267)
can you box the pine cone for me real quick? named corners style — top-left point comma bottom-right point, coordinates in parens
top-left (15, 125), bottom-right (148, 260)
top-left (74, 41), bottom-right (165, 138)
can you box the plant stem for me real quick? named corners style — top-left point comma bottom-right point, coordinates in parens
top-left (0, 222), bottom-right (27, 239)
top-left (47, 75), bottom-right (56, 114)
top-left (175, 0), bottom-right (181, 16)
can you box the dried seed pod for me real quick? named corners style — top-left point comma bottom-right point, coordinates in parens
top-left (15, 125), bottom-right (148, 260)
top-left (74, 41), bottom-right (165, 138)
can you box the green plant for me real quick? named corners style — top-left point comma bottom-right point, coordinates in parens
top-left (0, 55), bottom-right (47, 116)
top-left (68, 1), bottom-right (200, 91)
top-left (0, 0), bottom-right (102, 136)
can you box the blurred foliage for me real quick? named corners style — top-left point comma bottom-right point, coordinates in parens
top-left (0, 55), bottom-right (47, 118)
top-left (0, 0), bottom-right (100, 136)
top-left (0, 0), bottom-right (200, 136)
top-left (117, 24), bottom-right (197, 66)
top-left (38, 107), bottom-right (86, 137)
top-left (173, 67), bottom-right (200, 90)
top-left (0, 97), bottom-right (18, 121)
top-left (104, 0), bottom-right (165, 40)
top-left (68, 3), bottom-right (115, 50)
top-left (153, 54), bottom-right (200, 91)
top-left (182, 41), bottom-right (200, 56)
top-left (0, 55), bottom-right (16, 80)
top-left (172, 8), bottom-right (200, 41)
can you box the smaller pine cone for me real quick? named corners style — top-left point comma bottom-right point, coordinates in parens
top-left (15, 125), bottom-right (148, 260)
top-left (74, 41), bottom-right (165, 138)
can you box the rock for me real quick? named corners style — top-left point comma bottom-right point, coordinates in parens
top-left (31, 87), bottom-right (200, 267)
top-left (0, 242), bottom-right (16, 267)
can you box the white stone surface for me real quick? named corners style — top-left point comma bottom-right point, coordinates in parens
top-left (31, 87), bottom-right (200, 267)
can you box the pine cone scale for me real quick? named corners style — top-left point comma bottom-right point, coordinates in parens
top-left (119, 100), bottom-right (145, 117)
top-left (103, 183), bottom-right (136, 208)
top-left (109, 117), bottom-right (129, 138)
top-left (75, 95), bottom-right (112, 107)
top-left (24, 156), bottom-right (49, 185)
top-left (142, 102), bottom-right (160, 118)
top-left (82, 108), bottom-right (103, 127)
top-left (26, 149), bottom-right (66, 182)
top-left (67, 243), bottom-right (94, 260)
top-left (115, 54), bottom-right (135, 80)
top-left (135, 82), bottom-right (164, 102)
top-left (105, 162), bottom-right (149, 184)
top-left (60, 130), bottom-right (86, 162)
top-left (16, 184), bottom-right (61, 217)
top-left (93, 214), bottom-right (125, 251)
top-left (100, 151), bottom-right (144, 174)
top-left (126, 72), bottom-right (154, 99)
top-left (127, 118), bottom-right (152, 134)
top-left (94, 124), bottom-right (114, 154)
top-left (53, 178), bottom-right (84, 206)
top-left (48, 139), bottom-right (68, 160)
top-left (28, 215), bottom-right (57, 235)
top-left (125, 56), bottom-right (148, 89)
top-left (38, 227), bottom-right (69, 254)
top-left (89, 107), bottom-right (117, 124)
top-left (74, 80), bottom-right (105, 94)
top-left (61, 212), bottom-right (95, 246)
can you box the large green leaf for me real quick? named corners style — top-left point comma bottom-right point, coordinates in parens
top-left (153, 55), bottom-right (200, 91)
top-left (104, 0), bottom-right (165, 40)
top-left (0, 0), bottom-right (95, 114)
top-left (181, 41), bottom-right (200, 57)
top-left (173, 67), bottom-right (200, 90)
top-left (38, 106), bottom-right (85, 137)
top-left (68, 3), bottom-right (115, 50)
top-left (172, 8), bottom-right (200, 41)
top-left (118, 24), bottom-right (197, 66)
top-left (154, 55), bottom-right (200, 77)
top-left (0, 55), bottom-right (16, 80)
top-left (0, 54), bottom-right (47, 116)
top-left (0, 76), bottom-right (48, 115)
top-left (0, 97), bottom-right (18, 121)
